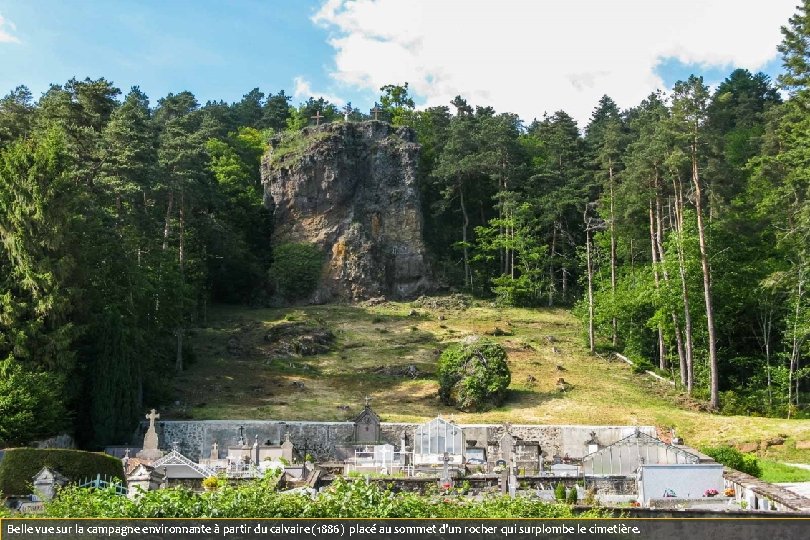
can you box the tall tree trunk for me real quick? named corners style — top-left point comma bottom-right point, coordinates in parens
top-left (757, 307), bottom-right (774, 408)
top-left (459, 183), bottom-right (471, 289)
top-left (162, 190), bottom-right (174, 251)
top-left (654, 177), bottom-right (675, 373)
top-left (649, 199), bottom-right (665, 368)
top-left (585, 210), bottom-right (595, 353)
top-left (609, 160), bottom-right (618, 347)
top-left (672, 174), bottom-right (694, 393)
top-left (691, 148), bottom-right (719, 409)
top-left (788, 269), bottom-right (804, 417)
top-left (548, 224), bottom-right (557, 307)
top-left (175, 190), bottom-right (185, 373)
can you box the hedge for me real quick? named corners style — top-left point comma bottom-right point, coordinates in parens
top-left (0, 448), bottom-right (124, 496)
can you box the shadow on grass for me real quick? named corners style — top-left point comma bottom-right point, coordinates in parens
top-left (504, 388), bottom-right (559, 408)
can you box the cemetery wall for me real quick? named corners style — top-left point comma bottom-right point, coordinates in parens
top-left (139, 420), bottom-right (656, 462)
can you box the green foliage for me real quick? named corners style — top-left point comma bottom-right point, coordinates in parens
top-left (554, 482), bottom-right (566, 501)
top-left (266, 129), bottom-right (331, 169)
top-left (566, 487), bottom-right (579, 505)
top-left (758, 460), bottom-right (810, 483)
top-left (201, 476), bottom-right (220, 490)
top-left (0, 0), bottom-right (808, 446)
top-left (269, 243), bottom-right (324, 302)
top-left (44, 475), bottom-right (598, 518)
top-left (701, 445), bottom-right (762, 477)
top-left (437, 338), bottom-right (511, 411)
top-left (0, 358), bottom-right (67, 446)
top-left (0, 448), bottom-right (124, 496)
top-left (378, 83), bottom-right (416, 126)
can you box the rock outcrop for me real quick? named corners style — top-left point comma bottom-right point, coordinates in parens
top-left (261, 121), bottom-right (433, 302)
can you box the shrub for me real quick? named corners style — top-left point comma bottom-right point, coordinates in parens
top-left (701, 445), bottom-right (762, 477)
top-left (554, 482), bottom-right (566, 501)
top-left (437, 338), bottom-right (511, 412)
top-left (201, 476), bottom-right (220, 490)
top-left (45, 475), bottom-right (605, 518)
top-left (0, 448), bottom-right (124, 496)
top-left (566, 488), bottom-right (578, 505)
top-left (269, 243), bottom-right (323, 302)
top-left (0, 358), bottom-right (67, 445)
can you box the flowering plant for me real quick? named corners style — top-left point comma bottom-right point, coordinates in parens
top-left (704, 489), bottom-right (719, 497)
top-left (724, 488), bottom-right (735, 497)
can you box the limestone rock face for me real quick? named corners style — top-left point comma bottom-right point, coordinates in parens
top-left (261, 121), bottom-right (433, 302)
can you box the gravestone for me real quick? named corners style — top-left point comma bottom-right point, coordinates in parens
top-left (499, 431), bottom-right (514, 463)
top-left (281, 433), bottom-right (295, 462)
top-left (136, 409), bottom-right (164, 461)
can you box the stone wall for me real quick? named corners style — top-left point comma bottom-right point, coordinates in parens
top-left (136, 420), bottom-right (655, 463)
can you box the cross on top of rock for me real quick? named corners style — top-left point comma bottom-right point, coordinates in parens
top-left (343, 103), bottom-right (353, 121)
top-left (311, 110), bottom-right (324, 126)
top-left (370, 106), bottom-right (382, 121)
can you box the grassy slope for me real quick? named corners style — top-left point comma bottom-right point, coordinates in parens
top-left (170, 300), bottom-right (810, 457)
top-left (759, 461), bottom-right (810, 483)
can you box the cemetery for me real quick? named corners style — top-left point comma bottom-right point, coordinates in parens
top-left (3, 401), bottom-right (809, 516)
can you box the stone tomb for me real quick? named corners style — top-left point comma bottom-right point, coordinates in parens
top-left (335, 401), bottom-right (407, 474)
top-left (638, 463), bottom-right (724, 506)
top-left (31, 467), bottom-right (68, 502)
top-left (125, 464), bottom-right (165, 498)
top-left (353, 399), bottom-right (381, 444)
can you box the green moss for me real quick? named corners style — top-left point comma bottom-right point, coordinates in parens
top-left (266, 130), bottom-right (332, 169)
top-left (0, 448), bottom-right (124, 496)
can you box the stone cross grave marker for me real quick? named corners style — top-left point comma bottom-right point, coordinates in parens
top-left (136, 409), bottom-right (164, 461)
top-left (439, 451), bottom-right (452, 490)
top-left (508, 455), bottom-right (518, 498)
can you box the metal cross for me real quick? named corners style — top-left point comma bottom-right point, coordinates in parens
top-left (311, 110), bottom-right (324, 126)
top-left (370, 106), bottom-right (382, 120)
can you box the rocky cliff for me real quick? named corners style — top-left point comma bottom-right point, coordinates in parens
top-left (261, 121), bottom-right (433, 302)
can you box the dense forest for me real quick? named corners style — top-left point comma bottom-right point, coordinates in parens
top-left (1, 3), bottom-right (808, 448)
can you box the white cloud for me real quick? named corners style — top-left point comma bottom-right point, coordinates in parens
top-left (293, 75), bottom-right (346, 106)
top-left (0, 13), bottom-right (20, 44)
top-left (313, 0), bottom-right (797, 126)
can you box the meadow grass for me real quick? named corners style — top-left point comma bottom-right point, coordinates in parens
top-left (171, 299), bottom-right (810, 458)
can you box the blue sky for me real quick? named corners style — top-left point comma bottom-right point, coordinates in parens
top-left (0, 1), bottom-right (358, 106)
top-left (0, 1), bottom-right (798, 125)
